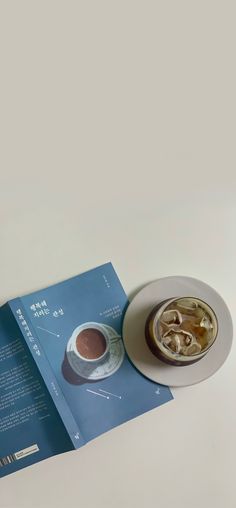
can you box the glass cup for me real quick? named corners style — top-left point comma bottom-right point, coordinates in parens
top-left (145, 296), bottom-right (218, 366)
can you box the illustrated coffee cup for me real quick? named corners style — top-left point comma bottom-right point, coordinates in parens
top-left (76, 327), bottom-right (109, 362)
top-left (145, 296), bottom-right (218, 366)
top-left (65, 321), bottom-right (124, 381)
top-left (67, 323), bottom-right (110, 369)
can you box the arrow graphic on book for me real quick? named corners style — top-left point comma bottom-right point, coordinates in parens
top-left (86, 389), bottom-right (109, 399)
top-left (37, 326), bottom-right (60, 338)
top-left (99, 389), bottom-right (122, 399)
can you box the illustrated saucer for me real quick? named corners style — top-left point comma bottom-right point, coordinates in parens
top-left (123, 277), bottom-right (233, 387)
top-left (66, 322), bottom-right (125, 381)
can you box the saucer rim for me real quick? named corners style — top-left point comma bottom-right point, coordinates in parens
top-left (123, 276), bottom-right (233, 387)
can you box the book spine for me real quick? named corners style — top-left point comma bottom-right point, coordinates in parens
top-left (8, 298), bottom-right (84, 449)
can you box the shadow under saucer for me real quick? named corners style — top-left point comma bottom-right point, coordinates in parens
top-left (62, 353), bottom-right (98, 385)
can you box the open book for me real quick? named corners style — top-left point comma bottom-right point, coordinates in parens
top-left (0, 263), bottom-right (172, 478)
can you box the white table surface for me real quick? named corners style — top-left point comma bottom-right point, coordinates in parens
top-left (0, 2), bottom-right (235, 507)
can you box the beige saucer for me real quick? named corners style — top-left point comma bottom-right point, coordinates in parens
top-left (123, 276), bottom-right (233, 387)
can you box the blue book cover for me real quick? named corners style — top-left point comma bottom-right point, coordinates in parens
top-left (0, 263), bottom-right (173, 478)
